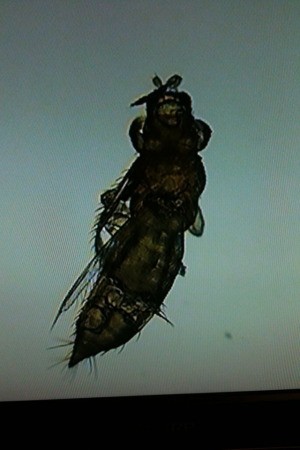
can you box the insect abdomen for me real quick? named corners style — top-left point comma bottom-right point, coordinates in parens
top-left (69, 209), bottom-right (184, 367)
top-left (69, 277), bottom-right (155, 367)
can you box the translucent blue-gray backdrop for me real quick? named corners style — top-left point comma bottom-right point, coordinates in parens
top-left (1, 0), bottom-right (299, 400)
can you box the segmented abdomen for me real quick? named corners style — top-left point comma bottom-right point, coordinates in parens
top-left (69, 207), bottom-right (184, 367)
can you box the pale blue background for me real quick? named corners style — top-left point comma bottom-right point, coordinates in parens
top-left (1, 0), bottom-right (299, 400)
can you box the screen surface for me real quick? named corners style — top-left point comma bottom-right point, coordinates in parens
top-left (1, 0), bottom-right (299, 401)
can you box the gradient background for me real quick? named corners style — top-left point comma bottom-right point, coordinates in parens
top-left (1, 0), bottom-right (299, 401)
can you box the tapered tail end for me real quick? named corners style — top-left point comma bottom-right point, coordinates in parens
top-left (68, 351), bottom-right (85, 368)
top-left (67, 307), bottom-right (154, 367)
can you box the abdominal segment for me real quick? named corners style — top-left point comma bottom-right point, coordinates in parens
top-left (68, 277), bottom-right (155, 367)
top-left (69, 210), bottom-right (184, 367)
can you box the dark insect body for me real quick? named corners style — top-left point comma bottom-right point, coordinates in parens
top-left (52, 74), bottom-right (212, 367)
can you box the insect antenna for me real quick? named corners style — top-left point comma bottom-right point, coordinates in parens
top-left (165, 74), bottom-right (182, 89)
top-left (131, 74), bottom-right (183, 107)
top-left (152, 74), bottom-right (162, 87)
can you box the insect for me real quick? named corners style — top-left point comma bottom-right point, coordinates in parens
top-left (51, 74), bottom-right (212, 367)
